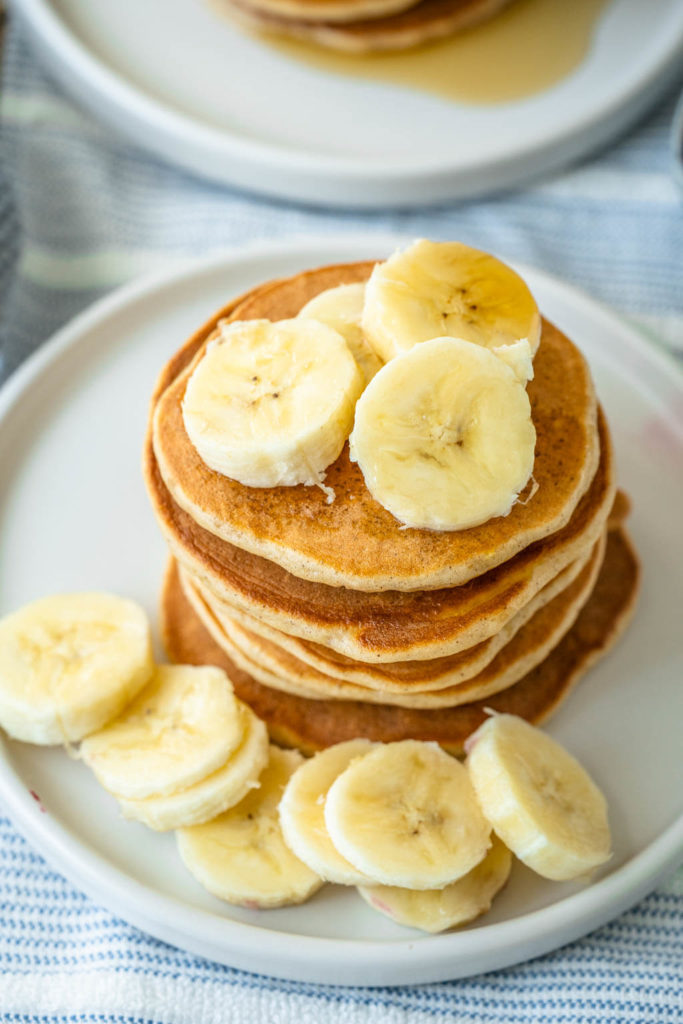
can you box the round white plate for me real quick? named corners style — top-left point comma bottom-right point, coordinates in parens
top-left (9, 0), bottom-right (683, 207)
top-left (1, 237), bottom-right (682, 986)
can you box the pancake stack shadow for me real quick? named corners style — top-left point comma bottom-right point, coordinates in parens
top-left (145, 262), bottom-right (639, 756)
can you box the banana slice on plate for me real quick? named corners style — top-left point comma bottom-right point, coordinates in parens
top-left (80, 664), bottom-right (243, 800)
top-left (181, 317), bottom-right (363, 488)
top-left (362, 239), bottom-right (541, 363)
top-left (177, 745), bottom-right (324, 909)
top-left (115, 702), bottom-right (269, 831)
top-left (279, 738), bottom-right (377, 885)
top-left (298, 283), bottom-right (383, 386)
top-left (324, 740), bottom-right (491, 890)
top-left (348, 336), bottom-right (536, 531)
top-left (359, 834), bottom-right (512, 933)
top-left (466, 714), bottom-right (611, 881)
top-left (0, 592), bottom-right (153, 744)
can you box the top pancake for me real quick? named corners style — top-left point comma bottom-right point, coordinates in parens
top-left (224, 0), bottom-right (514, 52)
top-left (216, 0), bottom-right (420, 26)
top-left (152, 261), bottom-right (599, 593)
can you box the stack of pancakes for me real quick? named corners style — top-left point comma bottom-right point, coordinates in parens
top-left (145, 260), bottom-right (639, 756)
top-left (213, 0), bottom-right (515, 53)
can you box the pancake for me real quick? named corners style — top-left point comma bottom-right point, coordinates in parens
top-left (144, 407), bottom-right (614, 662)
top-left (180, 532), bottom-right (605, 708)
top-left (183, 487), bottom-right (629, 693)
top-left (212, 0), bottom-right (421, 25)
top-left (222, 0), bottom-right (515, 52)
top-left (151, 261), bottom-right (599, 593)
top-left (161, 527), bottom-right (640, 755)
top-left (183, 542), bottom-right (592, 693)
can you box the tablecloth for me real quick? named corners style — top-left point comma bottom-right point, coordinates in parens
top-left (0, 12), bottom-right (682, 1022)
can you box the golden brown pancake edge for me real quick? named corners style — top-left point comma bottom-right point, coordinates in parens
top-left (160, 527), bottom-right (639, 755)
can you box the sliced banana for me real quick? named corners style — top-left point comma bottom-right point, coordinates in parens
top-left (80, 664), bottom-right (243, 800)
top-left (279, 739), bottom-right (377, 885)
top-left (348, 336), bottom-right (536, 531)
top-left (466, 714), bottom-right (611, 881)
top-left (298, 283), bottom-right (383, 386)
top-left (115, 702), bottom-right (269, 831)
top-left (325, 740), bottom-right (491, 890)
top-left (362, 239), bottom-right (541, 363)
top-left (359, 834), bottom-right (512, 933)
top-left (0, 592), bottom-right (153, 745)
top-left (177, 745), bottom-right (324, 909)
top-left (181, 317), bottom-right (363, 488)
top-left (492, 338), bottom-right (534, 384)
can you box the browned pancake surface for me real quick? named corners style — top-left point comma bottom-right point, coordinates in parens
top-left (145, 408), bottom-right (613, 661)
top-left (161, 528), bottom-right (639, 755)
top-left (181, 533), bottom-right (605, 708)
top-left (152, 262), bottom-right (598, 592)
top-left (185, 544), bottom-right (590, 692)
top-left (187, 486), bottom-right (629, 691)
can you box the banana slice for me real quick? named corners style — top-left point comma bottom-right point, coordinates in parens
top-left (298, 283), bottom-right (383, 386)
top-left (80, 664), bottom-right (243, 800)
top-left (279, 739), bottom-right (377, 885)
top-left (181, 317), bottom-right (363, 488)
top-left (115, 702), bottom-right (269, 831)
top-left (325, 740), bottom-right (491, 890)
top-left (466, 714), bottom-right (611, 881)
top-left (177, 745), bottom-right (324, 909)
top-left (359, 834), bottom-right (512, 933)
top-left (0, 592), bottom-right (153, 745)
top-left (492, 339), bottom-right (534, 384)
top-left (362, 239), bottom-right (541, 363)
top-left (348, 336), bottom-right (536, 531)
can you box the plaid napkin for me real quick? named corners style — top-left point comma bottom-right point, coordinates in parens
top-left (1, 15), bottom-right (682, 1022)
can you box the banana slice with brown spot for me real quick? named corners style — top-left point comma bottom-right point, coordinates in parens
top-left (348, 336), bottom-right (536, 531)
top-left (0, 592), bottom-right (153, 744)
top-left (359, 834), bottom-right (512, 932)
top-left (362, 239), bottom-right (541, 363)
top-left (177, 745), bottom-right (324, 908)
top-left (466, 714), bottom-right (611, 881)
top-left (324, 739), bottom-right (491, 890)
top-left (80, 664), bottom-right (244, 800)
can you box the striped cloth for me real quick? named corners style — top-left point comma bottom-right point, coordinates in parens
top-left (1, 15), bottom-right (682, 1023)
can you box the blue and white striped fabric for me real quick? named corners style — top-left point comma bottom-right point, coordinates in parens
top-left (1, 15), bottom-right (682, 1022)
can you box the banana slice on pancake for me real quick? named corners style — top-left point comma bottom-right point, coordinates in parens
top-left (298, 283), bottom-right (383, 385)
top-left (181, 317), bottom-right (363, 489)
top-left (279, 738), bottom-right (377, 884)
top-left (362, 239), bottom-right (541, 363)
top-left (115, 703), bottom-right (269, 831)
top-left (0, 592), bottom-right (153, 745)
top-left (177, 745), bottom-right (324, 908)
top-left (466, 714), bottom-right (611, 880)
top-left (359, 834), bottom-right (512, 932)
top-left (348, 336), bottom-right (536, 531)
top-left (492, 338), bottom-right (534, 384)
top-left (80, 664), bottom-right (244, 799)
top-left (324, 740), bottom-right (491, 889)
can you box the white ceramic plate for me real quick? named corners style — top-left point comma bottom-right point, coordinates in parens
top-left (9, 0), bottom-right (683, 207)
top-left (1, 237), bottom-right (682, 986)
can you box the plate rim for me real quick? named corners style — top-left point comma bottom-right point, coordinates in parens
top-left (3, 235), bottom-right (683, 420)
top-left (9, 0), bottom-right (683, 205)
top-left (1, 234), bottom-right (682, 986)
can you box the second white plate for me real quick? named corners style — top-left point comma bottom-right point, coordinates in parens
top-left (10, 0), bottom-right (683, 206)
top-left (0, 237), bottom-right (682, 986)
